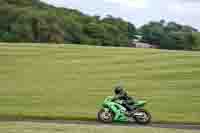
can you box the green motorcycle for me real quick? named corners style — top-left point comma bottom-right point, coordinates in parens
top-left (97, 96), bottom-right (151, 124)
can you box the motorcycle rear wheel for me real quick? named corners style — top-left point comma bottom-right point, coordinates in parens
top-left (97, 108), bottom-right (114, 123)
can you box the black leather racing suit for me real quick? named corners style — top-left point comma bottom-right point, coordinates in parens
top-left (112, 91), bottom-right (135, 111)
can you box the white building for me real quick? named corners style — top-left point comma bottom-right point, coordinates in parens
top-left (129, 35), bottom-right (158, 48)
top-left (134, 42), bottom-right (157, 48)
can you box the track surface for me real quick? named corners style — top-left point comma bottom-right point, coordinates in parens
top-left (1, 119), bottom-right (200, 130)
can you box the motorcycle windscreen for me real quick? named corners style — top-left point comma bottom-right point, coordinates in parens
top-left (134, 100), bottom-right (147, 107)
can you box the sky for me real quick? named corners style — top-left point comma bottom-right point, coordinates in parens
top-left (41, 0), bottom-right (200, 29)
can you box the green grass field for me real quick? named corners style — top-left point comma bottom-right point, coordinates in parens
top-left (0, 122), bottom-right (199, 133)
top-left (0, 43), bottom-right (200, 123)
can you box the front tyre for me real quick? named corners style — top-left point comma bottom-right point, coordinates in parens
top-left (134, 109), bottom-right (151, 125)
top-left (97, 108), bottom-right (114, 123)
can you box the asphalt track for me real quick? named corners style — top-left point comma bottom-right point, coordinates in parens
top-left (1, 119), bottom-right (200, 131)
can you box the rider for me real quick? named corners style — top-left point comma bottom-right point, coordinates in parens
top-left (112, 85), bottom-right (136, 114)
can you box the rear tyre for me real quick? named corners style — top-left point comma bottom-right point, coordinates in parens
top-left (134, 109), bottom-right (151, 125)
top-left (97, 108), bottom-right (114, 123)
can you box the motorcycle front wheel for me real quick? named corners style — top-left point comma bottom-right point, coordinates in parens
top-left (134, 109), bottom-right (151, 124)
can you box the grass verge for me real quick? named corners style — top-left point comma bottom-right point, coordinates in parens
top-left (0, 121), bottom-right (199, 133)
top-left (0, 43), bottom-right (200, 123)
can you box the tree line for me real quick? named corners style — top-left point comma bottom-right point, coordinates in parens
top-left (0, 0), bottom-right (199, 50)
top-left (140, 20), bottom-right (199, 50)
